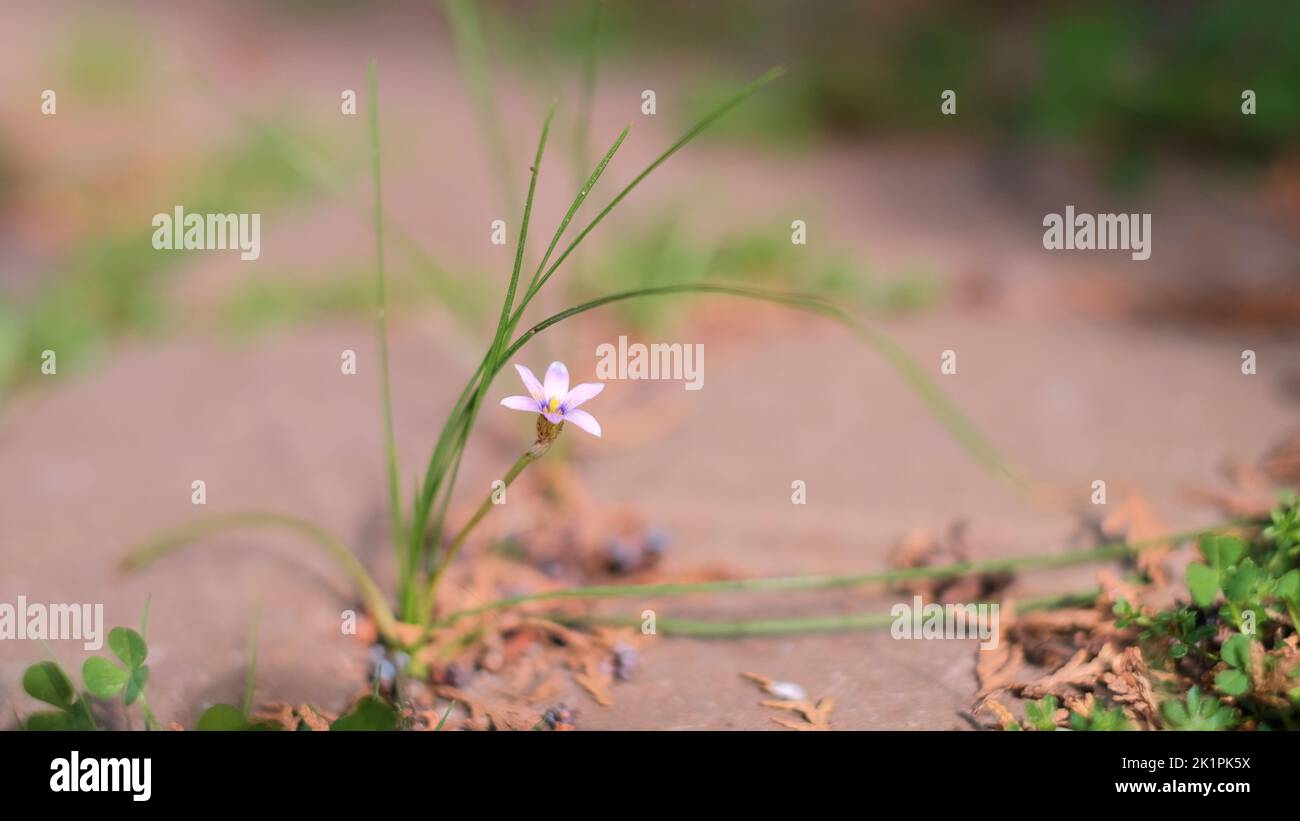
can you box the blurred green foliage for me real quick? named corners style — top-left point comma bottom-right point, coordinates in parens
top-left (567, 211), bottom-right (939, 331)
top-left (218, 262), bottom-right (491, 342)
top-left (0, 127), bottom-right (319, 392)
top-left (512, 0), bottom-right (1299, 166)
top-left (51, 13), bottom-right (156, 101)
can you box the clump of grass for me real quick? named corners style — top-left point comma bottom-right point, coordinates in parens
top-left (125, 61), bottom-right (1022, 657)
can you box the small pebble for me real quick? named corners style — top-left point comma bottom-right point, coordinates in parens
top-left (479, 649), bottom-right (504, 673)
top-left (376, 659), bottom-right (397, 689)
top-left (437, 662), bottom-right (471, 689)
top-left (611, 642), bottom-right (639, 682)
top-left (603, 536), bottom-right (639, 574)
top-left (542, 703), bottom-right (575, 730)
top-left (641, 527), bottom-right (672, 564)
top-left (768, 681), bottom-right (807, 701)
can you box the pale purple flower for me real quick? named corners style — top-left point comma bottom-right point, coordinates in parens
top-left (500, 361), bottom-right (604, 437)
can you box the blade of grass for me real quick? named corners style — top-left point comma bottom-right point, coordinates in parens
top-left (435, 543), bottom-right (1128, 627)
top-left (405, 102), bottom-right (557, 617)
top-left (495, 100), bottom-right (556, 350)
top-left (435, 702), bottom-right (455, 730)
top-left (414, 128), bottom-right (634, 572)
top-left (123, 511), bottom-right (400, 643)
top-left (572, 0), bottom-right (603, 189)
top-left (445, 0), bottom-right (517, 212)
top-left (368, 61), bottom-right (407, 607)
top-left (528, 124), bottom-right (629, 297)
top-left (410, 72), bottom-right (785, 610)
top-left (242, 610), bottom-right (260, 718)
top-left (184, 67), bottom-right (484, 337)
top-left (556, 590), bottom-right (1099, 637)
top-left (411, 68), bottom-right (783, 615)
top-left (500, 281), bottom-right (1026, 491)
top-left (139, 594), bottom-right (152, 638)
top-left (429, 121), bottom-right (630, 524)
top-left (434, 521), bottom-right (1242, 627)
top-left (513, 65), bottom-right (786, 315)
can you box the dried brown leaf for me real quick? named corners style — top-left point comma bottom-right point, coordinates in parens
top-left (1101, 646), bottom-right (1160, 730)
top-left (1016, 644), bottom-right (1117, 700)
top-left (574, 669), bottom-right (614, 707)
top-left (762, 696), bottom-right (834, 730)
top-left (980, 698), bottom-right (1019, 731)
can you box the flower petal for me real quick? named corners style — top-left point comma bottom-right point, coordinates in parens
top-left (543, 411), bottom-right (563, 424)
top-left (514, 364), bottom-right (545, 401)
top-left (501, 395), bottom-right (541, 413)
top-left (543, 361), bottom-right (569, 400)
top-left (562, 408), bottom-right (602, 437)
top-left (563, 381), bottom-right (604, 410)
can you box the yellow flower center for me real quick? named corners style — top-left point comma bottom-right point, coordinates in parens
top-left (545, 396), bottom-right (561, 414)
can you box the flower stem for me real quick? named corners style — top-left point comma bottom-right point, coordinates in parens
top-left (421, 439), bottom-right (551, 618)
top-left (138, 694), bottom-right (161, 731)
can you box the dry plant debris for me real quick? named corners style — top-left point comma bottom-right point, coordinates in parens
top-left (741, 672), bottom-right (834, 730)
top-left (968, 465), bottom-right (1300, 732)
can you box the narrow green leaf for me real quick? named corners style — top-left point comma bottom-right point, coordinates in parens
top-left (434, 702), bottom-right (455, 731)
top-left (499, 100), bottom-right (555, 327)
top-left (140, 595), bottom-right (152, 639)
top-left (519, 66), bottom-right (786, 305)
top-left (124, 665), bottom-right (149, 706)
top-left (502, 282), bottom-right (1024, 491)
top-left (520, 124), bottom-right (629, 306)
top-left (406, 102), bottom-right (559, 604)
top-left (445, 0), bottom-right (516, 210)
top-left (122, 511), bottom-right (400, 644)
top-left (367, 59), bottom-right (406, 585)
top-left (571, 0), bottom-right (602, 188)
top-left (408, 68), bottom-right (788, 618)
top-left (242, 615), bottom-right (259, 718)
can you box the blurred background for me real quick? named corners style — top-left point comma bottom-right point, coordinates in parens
top-left (1, 1), bottom-right (1298, 729)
